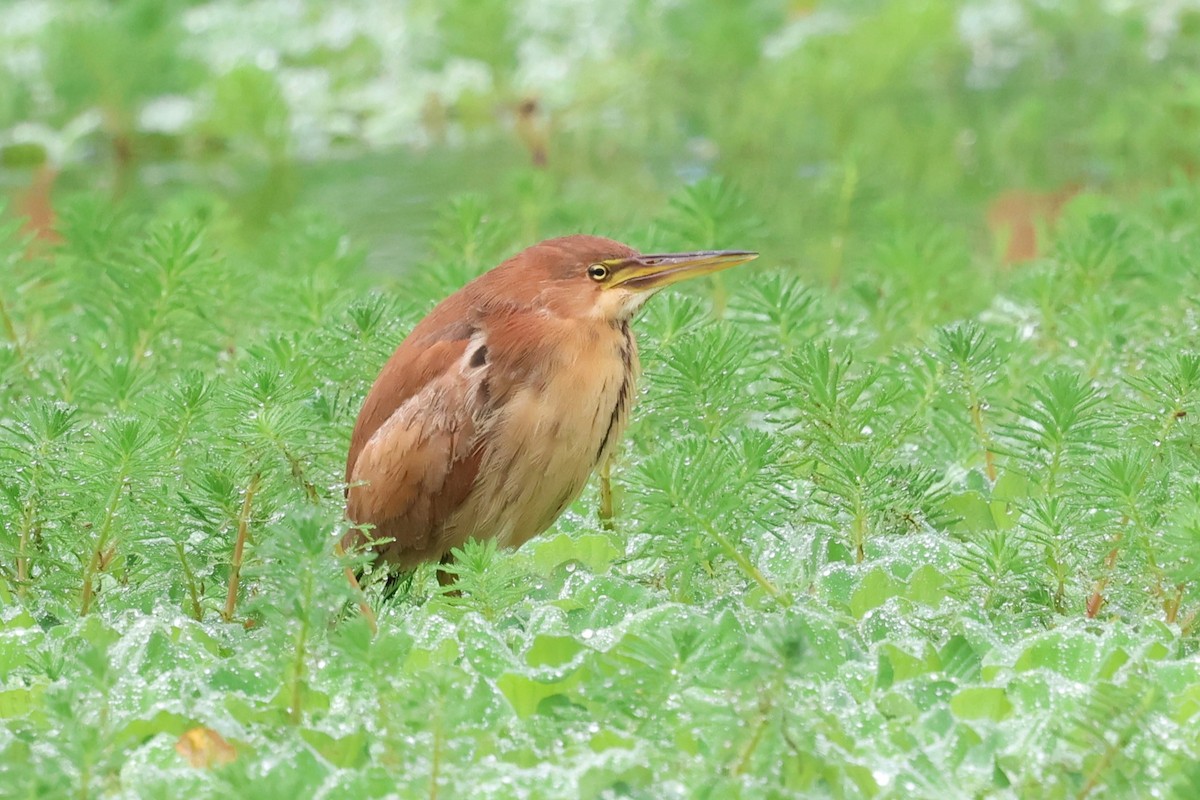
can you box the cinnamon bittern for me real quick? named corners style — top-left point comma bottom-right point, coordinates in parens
top-left (342, 235), bottom-right (757, 587)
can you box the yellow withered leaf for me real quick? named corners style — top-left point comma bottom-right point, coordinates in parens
top-left (175, 726), bottom-right (237, 769)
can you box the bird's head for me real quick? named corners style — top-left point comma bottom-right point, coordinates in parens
top-left (495, 235), bottom-right (758, 321)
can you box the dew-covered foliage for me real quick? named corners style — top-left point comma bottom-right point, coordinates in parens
top-left (3, 2), bottom-right (1200, 799)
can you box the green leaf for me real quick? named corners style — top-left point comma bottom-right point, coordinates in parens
top-left (531, 532), bottom-right (620, 575)
top-left (0, 684), bottom-right (45, 718)
top-left (590, 729), bottom-right (636, 752)
top-left (880, 643), bottom-right (938, 684)
top-left (905, 565), bottom-right (950, 606)
top-left (1014, 632), bottom-right (1099, 681)
top-left (992, 471), bottom-right (1034, 501)
top-left (112, 710), bottom-right (192, 748)
top-left (939, 636), bottom-right (982, 682)
top-left (1098, 647), bottom-right (1130, 680)
top-left (878, 690), bottom-right (920, 719)
top-left (851, 568), bottom-right (903, 618)
top-left (300, 729), bottom-right (369, 769)
top-left (404, 637), bottom-right (461, 671)
top-left (818, 565), bottom-right (856, 609)
top-left (496, 671), bottom-right (582, 718)
top-left (1173, 684), bottom-right (1200, 724)
top-left (950, 687), bottom-right (1013, 721)
top-left (525, 634), bottom-right (583, 668)
top-left (945, 491), bottom-right (997, 531)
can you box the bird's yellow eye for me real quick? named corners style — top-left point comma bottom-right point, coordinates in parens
top-left (587, 264), bottom-right (609, 281)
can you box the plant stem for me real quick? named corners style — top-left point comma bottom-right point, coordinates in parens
top-left (1075, 690), bottom-right (1155, 800)
top-left (76, 761), bottom-right (91, 800)
top-left (289, 566), bottom-right (312, 725)
top-left (80, 549), bottom-right (102, 616)
top-left (1164, 584), bottom-right (1184, 625)
top-left (15, 445), bottom-right (50, 595)
top-left (0, 293), bottom-right (33, 380)
top-left (1086, 538), bottom-right (1122, 619)
top-left (1076, 742), bottom-right (1119, 800)
top-left (223, 472), bottom-right (261, 623)
top-left (174, 541), bottom-right (203, 621)
top-left (968, 398), bottom-right (997, 482)
top-left (80, 472), bottom-right (130, 616)
top-left (697, 516), bottom-right (789, 605)
top-left (429, 705), bottom-right (443, 800)
top-left (1046, 443), bottom-right (1064, 497)
top-left (598, 455), bottom-right (615, 530)
top-left (16, 515), bottom-right (33, 597)
top-left (731, 694), bottom-right (772, 776)
top-left (1154, 407), bottom-right (1183, 455)
top-left (337, 540), bottom-right (378, 636)
top-left (852, 503), bottom-right (868, 564)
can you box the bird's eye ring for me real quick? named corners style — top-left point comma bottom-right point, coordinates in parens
top-left (587, 263), bottom-right (609, 281)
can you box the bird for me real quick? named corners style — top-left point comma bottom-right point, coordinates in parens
top-left (342, 234), bottom-right (757, 592)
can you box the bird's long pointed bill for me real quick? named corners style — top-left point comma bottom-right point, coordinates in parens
top-left (610, 250), bottom-right (758, 291)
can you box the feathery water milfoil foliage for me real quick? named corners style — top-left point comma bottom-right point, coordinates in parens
top-left (1, 177), bottom-right (1199, 798)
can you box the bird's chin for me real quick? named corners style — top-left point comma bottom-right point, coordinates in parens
top-left (615, 288), bottom-right (657, 320)
top-left (586, 286), bottom-right (657, 321)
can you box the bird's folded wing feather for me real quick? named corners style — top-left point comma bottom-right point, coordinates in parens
top-left (344, 334), bottom-right (486, 561)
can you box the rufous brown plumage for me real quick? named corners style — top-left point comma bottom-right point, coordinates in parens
top-left (343, 234), bottom-right (757, 583)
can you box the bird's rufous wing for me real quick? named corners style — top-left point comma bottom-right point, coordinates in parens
top-left (343, 328), bottom-right (488, 567)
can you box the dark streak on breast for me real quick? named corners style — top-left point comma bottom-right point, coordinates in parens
top-left (553, 486), bottom-right (575, 516)
top-left (595, 322), bottom-right (635, 463)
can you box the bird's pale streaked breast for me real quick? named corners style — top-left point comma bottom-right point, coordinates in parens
top-left (436, 318), bottom-right (636, 555)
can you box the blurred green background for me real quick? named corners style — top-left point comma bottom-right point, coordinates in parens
top-left (3, 0), bottom-right (1198, 278)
